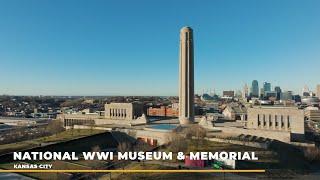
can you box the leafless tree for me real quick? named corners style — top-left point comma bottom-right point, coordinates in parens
top-left (133, 141), bottom-right (150, 152)
top-left (128, 130), bottom-right (137, 138)
top-left (46, 120), bottom-right (64, 136)
top-left (91, 145), bottom-right (101, 152)
top-left (183, 125), bottom-right (206, 140)
top-left (117, 142), bottom-right (133, 153)
top-left (304, 147), bottom-right (320, 162)
top-left (167, 132), bottom-right (188, 153)
top-left (183, 125), bottom-right (207, 149)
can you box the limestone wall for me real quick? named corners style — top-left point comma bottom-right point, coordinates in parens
top-left (69, 125), bottom-right (112, 131)
top-left (246, 107), bottom-right (304, 140)
top-left (105, 103), bottom-right (143, 120)
top-left (218, 126), bottom-right (291, 143)
top-left (205, 137), bottom-right (269, 149)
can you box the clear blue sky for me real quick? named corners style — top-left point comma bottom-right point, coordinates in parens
top-left (0, 0), bottom-right (319, 96)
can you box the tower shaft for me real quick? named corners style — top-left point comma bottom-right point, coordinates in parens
top-left (179, 27), bottom-right (194, 124)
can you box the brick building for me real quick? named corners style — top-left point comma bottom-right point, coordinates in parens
top-left (147, 106), bottom-right (179, 117)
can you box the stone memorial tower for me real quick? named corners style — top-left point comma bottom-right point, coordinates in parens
top-left (179, 26), bottom-right (195, 125)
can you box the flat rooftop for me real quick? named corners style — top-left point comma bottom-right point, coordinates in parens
top-left (251, 106), bottom-right (299, 109)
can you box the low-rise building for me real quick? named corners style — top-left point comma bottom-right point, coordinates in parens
top-left (59, 102), bottom-right (145, 127)
top-left (301, 97), bottom-right (320, 106)
top-left (223, 91), bottom-right (234, 98)
top-left (105, 102), bottom-right (143, 120)
top-left (147, 106), bottom-right (179, 117)
top-left (222, 104), bottom-right (247, 121)
top-left (0, 117), bottom-right (39, 126)
top-left (305, 107), bottom-right (320, 122)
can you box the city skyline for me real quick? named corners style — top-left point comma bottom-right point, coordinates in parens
top-left (1, 0), bottom-right (320, 96)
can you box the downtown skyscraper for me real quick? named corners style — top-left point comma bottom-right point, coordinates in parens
top-left (263, 82), bottom-right (271, 92)
top-left (251, 80), bottom-right (259, 98)
top-left (274, 86), bottom-right (282, 100)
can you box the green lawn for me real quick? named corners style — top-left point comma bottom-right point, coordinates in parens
top-left (0, 129), bottom-right (106, 155)
top-left (160, 139), bottom-right (280, 169)
top-left (70, 159), bottom-right (110, 168)
top-left (104, 163), bottom-right (178, 180)
top-left (104, 163), bottom-right (229, 180)
top-left (104, 139), bottom-right (310, 180)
